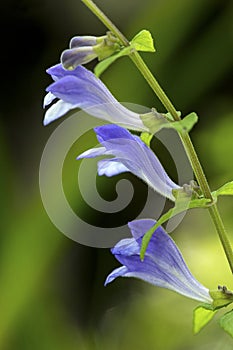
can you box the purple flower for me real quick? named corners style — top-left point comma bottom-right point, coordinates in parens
top-left (69, 36), bottom-right (99, 47)
top-left (61, 35), bottom-right (101, 69)
top-left (105, 219), bottom-right (212, 303)
top-left (77, 124), bottom-right (180, 201)
top-left (43, 64), bottom-right (147, 131)
top-left (61, 47), bottom-right (97, 70)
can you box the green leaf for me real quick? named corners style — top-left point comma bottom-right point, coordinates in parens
top-left (172, 112), bottom-right (198, 133)
top-left (140, 195), bottom-right (210, 260)
top-left (94, 29), bottom-right (155, 76)
top-left (94, 47), bottom-right (131, 77)
top-left (193, 305), bottom-right (217, 334)
top-left (219, 310), bottom-right (233, 338)
top-left (140, 132), bottom-right (153, 147)
top-left (130, 29), bottom-right (155, 52)
top-left (141, 111), bottom-right (198, 135)
top-left (212, 181), bottom-right (233, 198)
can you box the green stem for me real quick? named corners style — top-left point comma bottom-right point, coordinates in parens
top-left (81, 0), bottom-right (233, 274)
top-left (209, 205), bottom-right (233, 273)
top-left (130, 53), bottom-right (181, 120)
top-left (81, 0), bottom-right (129, 46)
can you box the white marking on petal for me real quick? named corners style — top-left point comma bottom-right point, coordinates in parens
top-left (98, 159), bottom-right (129, 176)
top-left (77, 147), bottom-right (106, 159)
top-left (43, 92), bottom-right (56, 108)
top-left (104, 266), bottom-right (129, 286)
top-left (43, 100), bottom-right (75, 125)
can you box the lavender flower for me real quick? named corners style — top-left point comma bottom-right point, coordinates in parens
top-left (69, 36), bottom-right (99, 47)
top-left (77, 124), bottom-right (180, 201)
top-left (61, 47), bottom-right (97, 69)
top-left (61, 35), bottom-right (100, 69)
top-left (43, 64), bottom-right (147, 131)
top-left (105, 219), bottom-right (212, 304)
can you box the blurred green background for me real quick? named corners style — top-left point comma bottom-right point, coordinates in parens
top-left (1, 0), bottom-right (233, 349)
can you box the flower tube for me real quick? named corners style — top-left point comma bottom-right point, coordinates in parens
top-left (105, 219), bottom-right (212, 304)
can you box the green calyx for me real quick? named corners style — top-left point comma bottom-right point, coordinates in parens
top-left (172, 180), bottom-right (202, 201)
top-left (210, 286), bottom-right (233, 309)
top-left (93, 32), bottom-right (122, 60)
top-left (140, 110), bottom-right (198, 135)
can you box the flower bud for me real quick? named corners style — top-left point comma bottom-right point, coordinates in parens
top-left (61, 47), bottom-right (97, 70)
top-left (70, 35), bottom-right (98, 48)
top-left (61, 32), bottom-right (121, 70)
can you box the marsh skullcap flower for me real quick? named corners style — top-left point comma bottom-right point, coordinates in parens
top-left (77, 124), bottom-right (181, 201)
top-left (105, 219), bottom-right (212, 304)
top-left (43, 64), bottom-right (148, 131)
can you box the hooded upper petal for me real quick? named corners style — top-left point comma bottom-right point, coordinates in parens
top-left (61, 47), bottom-right (97, 70)
top-left (77, 124), bottom-right (180, 201)
top-left (43, 64), bottom-right (147, 131)
top-left (70, 36), bottom-right (98, 48)
top-left (105, 219), bottom-right (212, 304)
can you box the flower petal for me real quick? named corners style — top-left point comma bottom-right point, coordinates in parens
top-left (61, 47), bottom-right (97, 70)
top-left (104, 266), bottom-right (129, 286)
top-left (44, 64), bottom-right (147, 131)
top-left (78, 124), bottom-right (180, 200)
top-left (105, 219), bottom-right (212, 304)
top-left (43, 100), bottom-right (75, 126)
top-left (70, 36), bottom-right (97, 48)
top-left (77, 146), bottom-right (107, 159)
top-left (97, 159), bottom-right (129, 177)
top-left (43, 92), bottom-right (56, 108)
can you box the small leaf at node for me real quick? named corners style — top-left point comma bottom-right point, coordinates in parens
top-left (140, 132), bottom-right (153, 147)
top-left (131, 29), bottom-right (156, 52)
top-left (172, 112), bottom-right (198, 133)
top-left (212, 181), bottom-right (233, 198)
top-left (219, 309), bottom-right (233, 338)
top-left (94, 29), bottom-right (156, 77)
top-left (140, 195), bottom-right (210, 260)
top-left (193, 305), bottom-right (217, 334)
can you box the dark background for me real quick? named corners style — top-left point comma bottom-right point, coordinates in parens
top-left (0, 0), bottom-right (233, 349)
